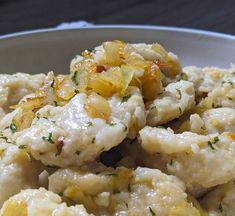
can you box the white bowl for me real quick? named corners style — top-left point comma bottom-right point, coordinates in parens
top-left (0, 25), bottom-right (235, 74)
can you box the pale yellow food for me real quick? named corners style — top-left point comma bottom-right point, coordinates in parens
top-left (139, 127), bottom-right (235, 194)
top-left (15, 87), bottom-right (146, 167)
top-left (0, 141), bottom-right (42, 207)
top-left (0, 73), bottom-right (45, 112)
top-left (1, 41), bottom-right (235, 215)
top-left (49, 167), bottom-right (200, 216)
top-left (146, 80), bottom-right (195, 126)
top-left (0, 188), bottom-right (91, 216)
top-left (182, 108), bottom-right (235, 134)
top-left (201, 180), bottom-right (235, 216)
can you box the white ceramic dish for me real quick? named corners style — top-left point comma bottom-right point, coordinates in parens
top-left (0, 25), bottom-right (235, 74)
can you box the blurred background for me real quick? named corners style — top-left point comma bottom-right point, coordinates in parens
top-left (0, 0), bottom-right (235, 35)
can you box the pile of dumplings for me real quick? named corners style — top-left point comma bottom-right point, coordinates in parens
top-left (0, 40), bottom-right (234, 216)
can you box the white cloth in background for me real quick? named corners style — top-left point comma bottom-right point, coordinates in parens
top-left (56, 20), bottom-right (93, 29)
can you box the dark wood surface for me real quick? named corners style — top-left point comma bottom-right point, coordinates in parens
top-left (0, 0), bottom-right (235, 36)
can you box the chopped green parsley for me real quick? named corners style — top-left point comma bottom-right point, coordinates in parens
top-left (71, 71), bottom-right (79, 86)
top-left (18, 145), bottom-right (27, 149)
top-left (42, 132), bottom-right (54, 144)
top-left (87, 121), bottom-right (93, 127)
top-left (149, 207), bottom-right (156, 216)
top-left (176, 89), bottom-right (182, 99)
top-left (122, 95), bottom-right (131, 102)
top-left (218, 203), bottom-right (223, 213)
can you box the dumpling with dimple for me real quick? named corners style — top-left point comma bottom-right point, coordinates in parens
top-left (201, 180), bottom-right (235, 216)
top-left (0, 73), bottom-right (45, 112)
top-left (139, 126), bottom-right (235, 195)
top-left (0, 188), bottom-right (92, 216)
top-left (182, 108), bottom-right (235, 134)
top-left (146, 80), bottom-right (195, 126)
top-left (15, 87), bottom-right (146, 167)
top-left (0, 141), bottom-right (42, 207)
top-left (49, 167), bottom-right (201, 216)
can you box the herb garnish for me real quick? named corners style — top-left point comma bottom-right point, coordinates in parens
top-left (208, 141), bottom-right (215, 150)
top-left (122, 95), bottom-right (131, 102)
top-left (176, 89), bottom-right (182, 99)
top-left (87, 121), bottom-right (93, 127)
top-left (42, 132), bottom-right (54, 144)
top-left (71, 71), bottom-right (79, 86)
top-left (106, 173), bottom-right (118, 177)
top-left (109, 122), bottom-right (117, 126)
top-left (128, 183), bottom-right (131, 192)
top-left (10, 123), bottom-right (17, 133)
top-left (113, 188), bottom-right (120, 194)
top-left (169, 159), bottom-right (173, 166)
top-left (75, 150), bottom-right (80, 155)
top-left (92, 137), bottom-right (96, 144)
top-left (218, 203), bottom-right (223, 213)
top-left (74, 89), bottom-right (79, 94)
top-left (18, 145), bottom-right (27, 149)
top-left (149, 207), bottom-right (156, 216)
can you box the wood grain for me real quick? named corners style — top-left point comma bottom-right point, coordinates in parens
top-left (0, 0), bottom-right (235, 35)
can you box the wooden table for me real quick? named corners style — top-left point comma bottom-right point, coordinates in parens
top-left (0, 0), bottom-right (235, 35)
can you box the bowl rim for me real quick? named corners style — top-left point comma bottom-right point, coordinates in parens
top-left (0, 24), bottom-right (235, 41)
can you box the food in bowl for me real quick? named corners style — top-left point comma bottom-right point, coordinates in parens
top-left (0, 40), bottom-right (234, 216)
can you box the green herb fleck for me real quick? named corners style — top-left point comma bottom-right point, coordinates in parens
top-left (109, 122), bottom-right (117, 126)
top-left (213, 136), bottom-right (219, 144)
top-left (36, 113), bottom-right (41, 120)
top-left (122, 95), bottom-right (131, 102)
top-left (123, 124), bottom-right (128, 132)
top-left (10, 123), bottom-right (17, 133)
top-left (124, 202), bottom-right (128, 208)
top-left (87, 121), bottom-right (93, 127)
top-left (18, 145), bottom-right (27, 149)
top-left (106, 173), bottom-right (118, 177)
top-left (169, 159), bottom-right (173, 166)
top-left (128, 183), bottom-right (131, 192)
top-left (176, 89), bottom-right (182, 99)
top-left (113, 188), bottom-right (120, 194)
top-left (156, 125), bottom-right (165, 129)
top-left (178, 107), bottom-right (182, 114)
top-left (212, 103), bottom-right (222, 108)
top-left (150, 106), bottom-right (156, 110)
top-left (149, 207), bottom-right (156, 216)
top-left (71, 71), bottom-right (79, 86)
top-left (208, 141), bottom-right (215, 150)
top-left (42, 132), bottom-right (54, 144)
top-left (58, 192), bottom-right (63, 197)
top-left (92, 137), bottom-right (96, 144)
top-left (75, 150), bottom-right (80, 155)
top-left (218, 203), bottom-right (223, 213)
top-left (228, 97), bottom-right (233, 100)
top-left (54, 101), bottom-right (58, 106)
top-left (0, 136), bottom-right (10, 143)
top-left (74, 89), bottom-right (79, 94)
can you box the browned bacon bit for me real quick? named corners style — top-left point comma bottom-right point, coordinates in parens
top-left (55, 138), bottom-right (65, 156)
top-left (201, 92), bottom-right (208, 98)
top-left (153, 59), bottom-right (168, 68)
top-left (96, 65), bottom-right (106, 73)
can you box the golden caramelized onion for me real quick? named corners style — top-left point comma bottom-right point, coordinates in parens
top-left (152, 43), bottom-right (182, 78)
top-left (84, 93), bottom-right (111, 121)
